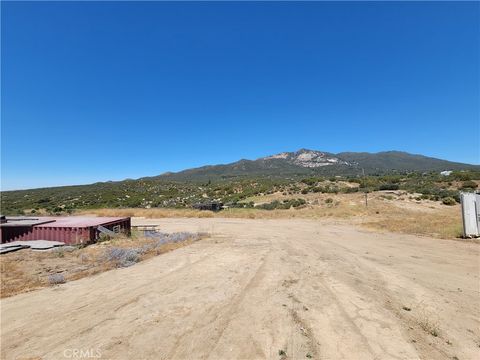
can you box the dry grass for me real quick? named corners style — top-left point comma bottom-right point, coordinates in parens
top-left (362, 202), bottom-right (462, 239)
top-left (0, 260), bottom-right (44, 297)
top-left (416, 307), bottom-right (442, 337)
top-left (76, 193), bottom-right (464, 239)
top-left (77, 208), bottom-right (216, 218)
top-left (0, 232), bottom-right (206, 298)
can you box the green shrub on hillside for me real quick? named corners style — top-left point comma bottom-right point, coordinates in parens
top-left (256, 198), bottom-right (306, 210)
top-left (460, 180), bottom-right (477, 190)
top-left (442, 197), bottom-right (457, 206)
top-left (2, 171), bottom-right (479, 214)
top-left (378, 183), bottom-right (400, 191)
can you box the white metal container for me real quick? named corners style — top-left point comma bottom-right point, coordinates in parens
top-left (460, 192), bottom-right (480, 237)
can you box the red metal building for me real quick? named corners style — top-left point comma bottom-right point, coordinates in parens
top-left (0, 216), bottom-right (131, 245)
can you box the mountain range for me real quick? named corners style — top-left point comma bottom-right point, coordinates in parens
top-left (2, 149), bottom-right (478, 213)
top-left (154, 149), bottom-right (478, 181)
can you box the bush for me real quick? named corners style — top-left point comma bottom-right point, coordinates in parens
top-left (256, 198), bottom-right (306, 210)
top-left (53, 206), bottom-right (63, 213)
top-left (301, 178), bottom-right (317, 186)
top-left (378, 184), bottom-right (400, 191)
top-left (104, 248), bottom-right (141, 267)
top-left (460, 181), bottom-right (477, 190)
top-left (451, 171), bottom-right (472, 181)
top-left (442, 197), bottom-right (457, 206)
top-left (325, 198), bottom-right (333, 204)
top-left (167, 232), bottom-right (201, 243)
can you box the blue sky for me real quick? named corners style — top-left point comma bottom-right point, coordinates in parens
top-left (1, 1), bottom-right (479, 190)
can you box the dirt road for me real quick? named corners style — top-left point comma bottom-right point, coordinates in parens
top-left (1, 218), bottom-right (479, 360)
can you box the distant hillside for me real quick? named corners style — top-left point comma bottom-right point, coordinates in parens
top-left (156, 149), bottom-right (478, 181)
top-left (336, 151), bottom-right (475, 172)
top-left (1, 149), bottom-right (478, 214)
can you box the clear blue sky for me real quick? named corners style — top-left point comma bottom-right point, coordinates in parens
top-left (1, 1), bottom-right (479, 190)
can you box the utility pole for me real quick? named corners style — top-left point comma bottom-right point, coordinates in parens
top-left (362, 168), bottom-right (368, 207)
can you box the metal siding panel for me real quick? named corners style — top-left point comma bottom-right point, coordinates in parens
top-left (461, 193), bottom-right (479, 237)
top-left (1, 226), bottom-right (34, 243)
top-left (2, 216), bottom-right (131, 244)
top-left (476, 195), bottom-right (480, 230)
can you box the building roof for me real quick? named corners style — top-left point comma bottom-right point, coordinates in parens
top-left (34, 216), bottom-right (129, 228)
top-left (0, 218), bottom-right (56, 227)
top-left (1, 216), bottom-right (129, 228)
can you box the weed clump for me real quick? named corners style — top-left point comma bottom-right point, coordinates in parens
top-left (48, 273), bottom-right (66, 285)
top-left (104, 248), bottom-right (141, 268)
top-left (418, 314), bottom-right (440, 337)
top-left (103, 232), bottom-right (204, 268)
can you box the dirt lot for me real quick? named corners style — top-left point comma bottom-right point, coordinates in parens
top-left (1, 218), bottom-right (479, 360)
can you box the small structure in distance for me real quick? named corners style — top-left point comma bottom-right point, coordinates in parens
top-left (192, 201), bottom-right (223, 212)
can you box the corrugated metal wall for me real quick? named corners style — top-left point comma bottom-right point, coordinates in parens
top-left (1, 218), bottom-right (131, 244)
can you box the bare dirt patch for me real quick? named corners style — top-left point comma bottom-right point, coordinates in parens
top-left (1, 218), bottom-right (478, 360)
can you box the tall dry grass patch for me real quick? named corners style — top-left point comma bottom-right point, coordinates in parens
top-left (78, 208), bottom-right (215, 218)
top-left (363, 205), bottom-right (462, 239)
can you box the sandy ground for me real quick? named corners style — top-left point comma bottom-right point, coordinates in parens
top-left (1, 218), bottom-right (479, 360)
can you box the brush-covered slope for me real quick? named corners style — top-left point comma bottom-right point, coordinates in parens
top-left (1, 149), bottom-right (478, 214)
top-left (157, 149), bottom-right (478, 180)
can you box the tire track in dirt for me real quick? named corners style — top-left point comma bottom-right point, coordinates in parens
top-left (1, 218), bottom-right (478, 360)
top-left (276, 230), bottom-right (415, 359)
top-left (203, 253), bottom-right (269, 359)
top-left (315, 234), bottom-right (473, 360)
top-left (166, 237), bottom-right (273, 359)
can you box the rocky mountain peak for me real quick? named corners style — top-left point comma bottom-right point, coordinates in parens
top-left (261, 149), bottom-right (350, 168)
